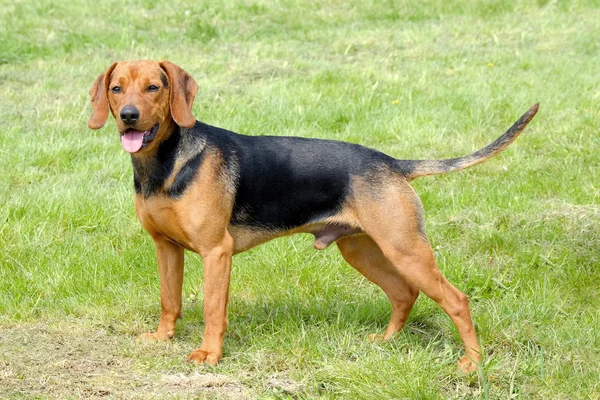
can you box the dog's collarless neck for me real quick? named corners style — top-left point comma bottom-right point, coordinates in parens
top-left (131, 125), bottom-right (182, 197)
top-left (132, 124), bottom-right (209, 199)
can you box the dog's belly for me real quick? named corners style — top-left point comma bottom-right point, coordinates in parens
top-left (229, 222), bottom-right (363, 254)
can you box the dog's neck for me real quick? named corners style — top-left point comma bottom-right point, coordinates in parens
top-left (131, 124), bottom-right (182, 198)
top-left (131, 121), bottom-right (208, 198)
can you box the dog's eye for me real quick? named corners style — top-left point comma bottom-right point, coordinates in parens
top-left (111, 86), bottom-right (122, 94)
top-left (148, 85), bottom-right (159, 92)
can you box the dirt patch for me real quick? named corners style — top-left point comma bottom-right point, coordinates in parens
top-left (266, 375), bottom-right (305, 396)
top-left (0, 322), bottom-right (250, 399)
top-left (160, 372), bottom-right (246, 397)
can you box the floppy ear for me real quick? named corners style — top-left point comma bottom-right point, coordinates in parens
top-left (88, 62), bottom-right (118, 130)
top-left (159, 60), bottom-right (199, 128)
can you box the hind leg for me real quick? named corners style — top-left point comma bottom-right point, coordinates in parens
top-left (353, 182), bottom-right (482, 372)
top-left (337, 235), bottom-right (419, 341)
top-left (380, 241), bottom-right (481, 372)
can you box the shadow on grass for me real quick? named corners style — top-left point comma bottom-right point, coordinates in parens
top-left (169, 292), bottom-right (456, 358)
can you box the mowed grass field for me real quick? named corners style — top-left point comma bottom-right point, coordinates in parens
top-left (1, 0), bottom-right (599, 398)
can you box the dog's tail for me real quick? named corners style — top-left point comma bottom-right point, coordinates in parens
top-left (401, 103), bottom-right (539, 180)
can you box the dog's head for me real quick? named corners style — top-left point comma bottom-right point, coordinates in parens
top-left (88, 60), bottom-right (199, 154)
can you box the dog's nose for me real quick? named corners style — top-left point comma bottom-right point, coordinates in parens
top-left (120, 105), bottom-right (140, 125)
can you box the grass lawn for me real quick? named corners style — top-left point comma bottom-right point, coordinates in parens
top-left (1, 0), bottom-right (599, 398)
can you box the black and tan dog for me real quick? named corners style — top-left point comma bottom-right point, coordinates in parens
top-left (88, 60), bottom-right (538, 373)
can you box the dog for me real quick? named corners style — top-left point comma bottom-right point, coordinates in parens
top-left (88, 60), bottom-right (537, 373)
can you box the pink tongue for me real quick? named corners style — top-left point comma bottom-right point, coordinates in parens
top-left (121, 131), bottom-right (145, 153)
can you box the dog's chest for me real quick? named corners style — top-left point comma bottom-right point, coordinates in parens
top-left (135, 196), bottom-right (195, 248)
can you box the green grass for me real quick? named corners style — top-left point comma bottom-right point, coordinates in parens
top-left (1, 0), bottom-right (599, 398)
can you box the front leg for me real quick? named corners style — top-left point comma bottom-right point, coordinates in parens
top-left (188, 234), bottom-right (234, 366)
top-left (137, 237), bottom-right (184, 342)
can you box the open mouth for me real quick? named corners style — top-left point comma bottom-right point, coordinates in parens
top-left (120, 123), bottom-right (159, 153)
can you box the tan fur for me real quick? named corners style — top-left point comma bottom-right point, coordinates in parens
top-left (88, 62), bottom-right (118, 129)
top-left (159, 61), bottom-right (198, 128)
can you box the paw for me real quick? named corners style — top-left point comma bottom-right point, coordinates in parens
top-left (135, 331), bottom-right (171, 343)
top-left (457, 355), bottom-right (479, 373)
top-left (368, 334), bottom-right (386, 343)
top-left (188, 348), bottom-right (221, 366)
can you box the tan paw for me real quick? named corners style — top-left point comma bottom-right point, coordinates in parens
top-left (135, 331), bottom-right (170, 343)
top-left (368, 334), bottom-right (386, 343)
top-left (457, 355), bottom-right (479, 373)
top-left (188, 348), bottom-right (221, 366)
